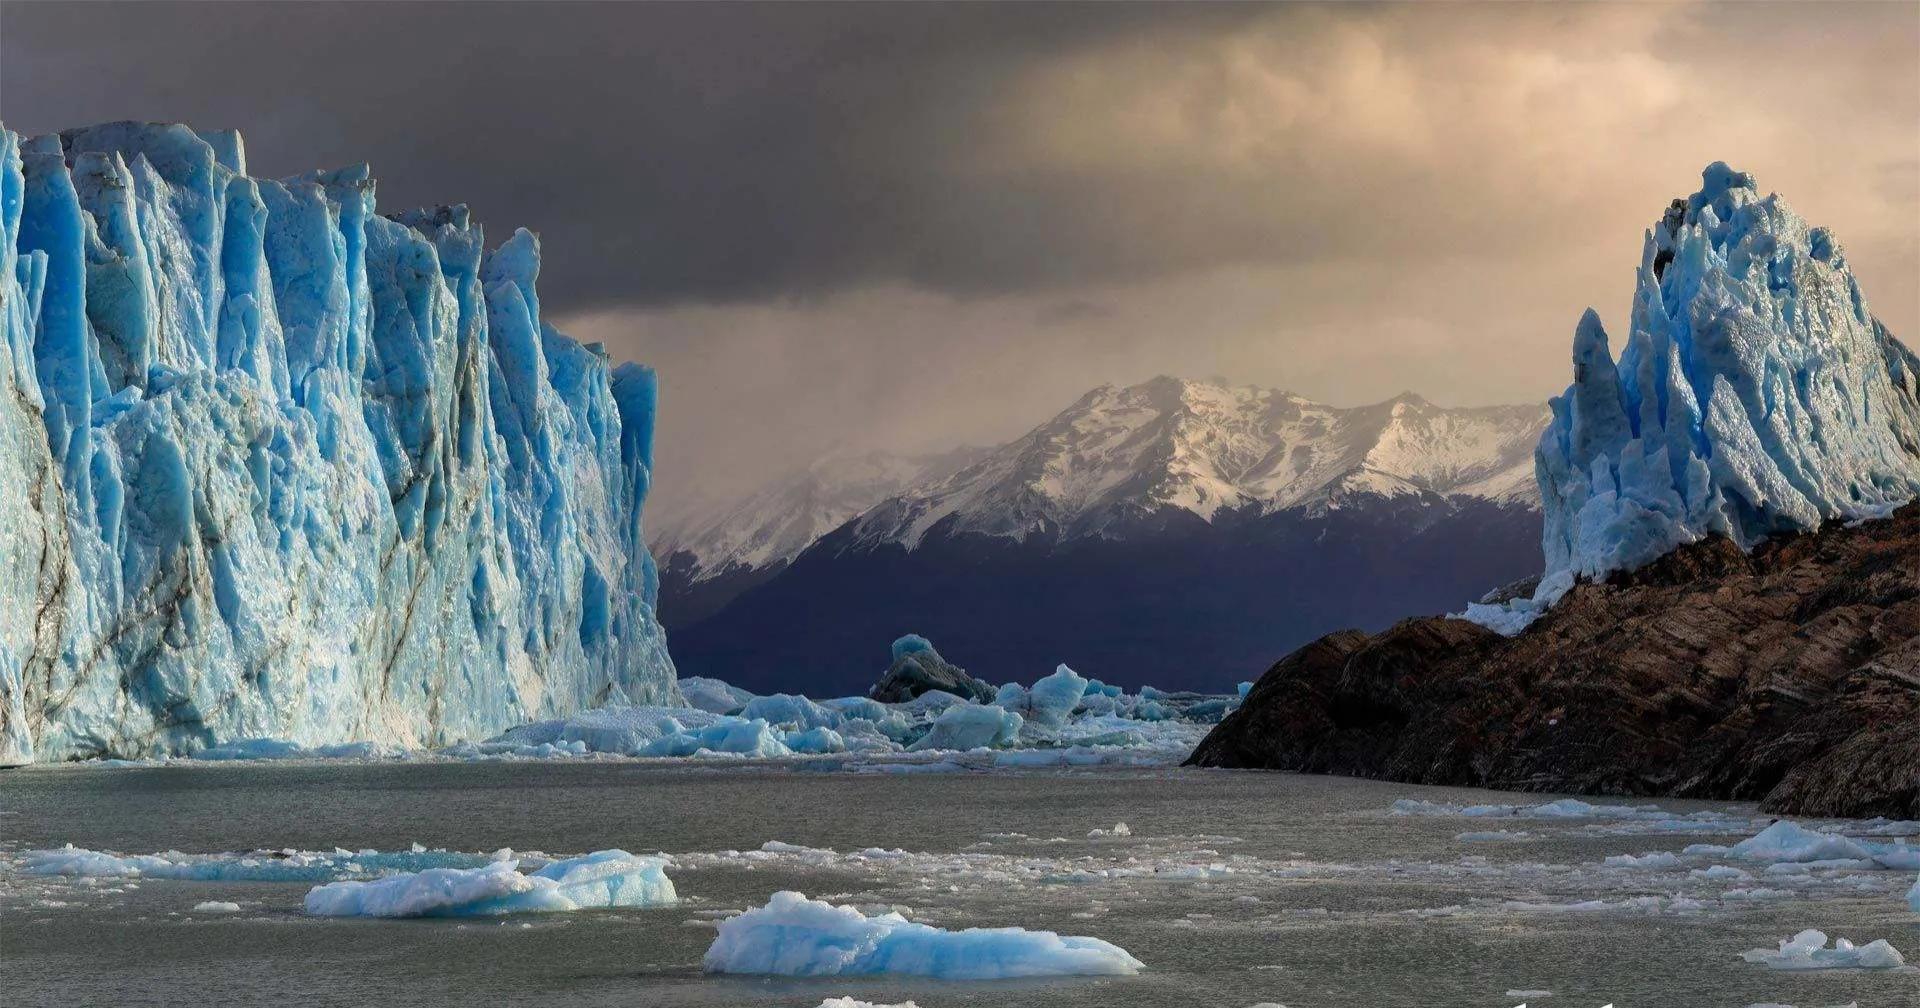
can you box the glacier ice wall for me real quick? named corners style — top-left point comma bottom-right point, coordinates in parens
top-left (1535, 162), bottom-right (1920, 584)
top-left (0, 122), bottom-right (675, 761)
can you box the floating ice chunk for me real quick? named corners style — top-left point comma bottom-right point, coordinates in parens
top-left (816, 1000), bottom-right (921, 1008)
top-left (1088, 823), bottom-right (1132, 839)
top-left (641, 718), bottom-right (793, 758)
top-left (702, 891), bottom-right (1143, 979)
top-left (1738, 929), bottom-right (1906, 971)
top-left (907, 704), bottom-right (1022, 752)
top-left (1727, 822), bottom-right (1872, 863)
top-left (1456, 830), bottom-right (1531, 842)
top-left (741, 694), bottom-right (842, 732)
top-left (994, 665), bottom-right (1089, 727)
top-left (784, 727), bottom-right (849, 755)
top-left (1603, 852), bottom-right (1682, 869)
top-left (679, 677), bottom-right (755, 714)
top-left (191, 901), bottom-right (242, 914)
top-left (303, 850), bottom-right (674, 918)
top-left (1908, 876), bottom-right (1919, 912)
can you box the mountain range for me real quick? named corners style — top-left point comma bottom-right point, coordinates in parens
top-left (657, 376), bottom-right (1547, 695)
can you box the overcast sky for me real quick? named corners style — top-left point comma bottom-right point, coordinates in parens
top-left (5, 1), bottom-right (1916, 518)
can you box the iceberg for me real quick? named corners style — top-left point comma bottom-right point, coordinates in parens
top-left (1466, 163), bottom-right (1920, 632)
top-left (0, 123), bottom-right (675, 761)
top-left (303, 850), bottom-right (675, 917)
top-left (907, 703), bottom-right (1022, 752)
top-left (1724, 821), bottom-right (1872, 864)
top-left (702, 890), bottom-right (1143, 979)
top-left (1737, 929), bottom-right (1905, 971)
top-left (994, 665), bottom-right (1088, 727)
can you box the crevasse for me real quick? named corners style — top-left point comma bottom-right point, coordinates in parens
top-left (1463, 162), bottom-right (1920, 633)
top-left (0, 122), bottom-right (675, 761)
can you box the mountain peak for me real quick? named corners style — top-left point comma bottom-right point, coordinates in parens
top-left (842, 378), bottom-right (1547, 549)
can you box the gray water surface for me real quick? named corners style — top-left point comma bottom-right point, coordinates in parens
top-left (2, 761), bottom-right (1914, 1007)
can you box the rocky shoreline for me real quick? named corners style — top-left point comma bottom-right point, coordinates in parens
top-left (1187, 504), bottom-right (1920, 819)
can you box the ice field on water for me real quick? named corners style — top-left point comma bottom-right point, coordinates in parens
top-left (4, 761), bottom-right (1918, 1008)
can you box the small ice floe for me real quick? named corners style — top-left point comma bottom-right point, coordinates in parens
top-left (1602, 851), bottom-right (1682, 870)
top-left (191, 901), bottom-right (242, 914)
top-left (1738, 929), bottom-right (1906, 971)
top-left (1722, 822), bottom-right (1872, 864)
top-left (815, 1000), bottom-right (921, 1008)
top-left (1088, 823), bottom-right (1132, 839)
top-left (303, 850), bottom-right (675, 918)
top-left (1455, 830), bottom-right (1531, 842)
top-left (702, 890), bottom-right (1143, 979)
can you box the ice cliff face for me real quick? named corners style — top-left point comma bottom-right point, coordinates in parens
top-left (1535, 162), bottom-right (1920, 585)
top-left (0, 122), bottom-right (675, 761)
top-left (1450, 161), bottom-right (1920, 635)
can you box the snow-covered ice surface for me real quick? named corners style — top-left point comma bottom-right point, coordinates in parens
top-left (0, 124), bottom-right (676, 762)
top-left (703, 890), bottom-right (1142, 978)
top-left (5, 763), bottom-right (1916, 1007)
top-left (1463, 163), bottom-right (1920, 633)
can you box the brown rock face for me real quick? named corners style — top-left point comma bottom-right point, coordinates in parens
top-left (1187, 505), bottom-right (1920, 818)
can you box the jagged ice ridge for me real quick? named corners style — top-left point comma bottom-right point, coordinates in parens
top-left (0, 122), bottom-right (675, 760)
top-left (1466, 163), bottom-right (1920, 632)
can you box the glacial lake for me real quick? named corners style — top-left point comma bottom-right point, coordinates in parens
top-left (2, 761), bottom-right (1914, 1007)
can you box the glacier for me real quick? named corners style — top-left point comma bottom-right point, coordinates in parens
top-left (1466, 162), bottom-right (1920, 632)
top-left (0, 122), bottom-right (675, 761)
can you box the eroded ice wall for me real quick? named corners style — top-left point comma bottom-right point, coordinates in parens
top-left (0, 122), bottom-right (675, 761)
top-left (1534, 162), bottom-right (1920, 584)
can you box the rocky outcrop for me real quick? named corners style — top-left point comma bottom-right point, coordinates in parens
top-left (1187, 505), bottom-right (1920, 818)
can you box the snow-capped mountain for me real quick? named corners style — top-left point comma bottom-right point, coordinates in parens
top-left (652, 446), bottom-right (987, 625)
top-left (666, 378), bottom-right (1548, 696)
top-left (844, 377), bottom-right (1544, 549)
top-left (655, 446), bottom-right (988, 585)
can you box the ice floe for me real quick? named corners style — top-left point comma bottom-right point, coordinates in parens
top-left (304, 850), bottom-right (675, 918)
top-left (702, 890), bottom-right (1143, 978)
top-left (1738, 929), bottom-right (1906, 971)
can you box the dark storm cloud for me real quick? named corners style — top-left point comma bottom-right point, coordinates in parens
top-left (0, 1), bottom-right (1262, 308)
top-left (5, 2), bottom-right (1915, 517)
